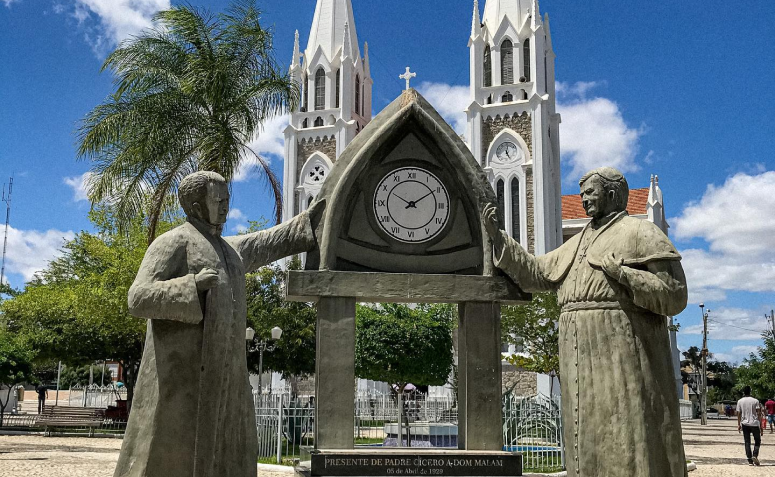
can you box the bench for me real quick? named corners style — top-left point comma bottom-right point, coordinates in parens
top-left (38, 405), bottom-right (105, 436)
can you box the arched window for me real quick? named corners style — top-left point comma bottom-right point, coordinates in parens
top-left (302, 118), bottom-right (309, 128)
top-left (496, 180), bottom-right (505, 230)
top-left (301, 74), bottom-right (308, 112)
top-left (501, 40), bottom-right (514, 85)
top-left (361, 83), bottom-right (365, 116)
top-left (483, 46), bottom-right (492, 87)
top-left (521, 89), bottom-right (528, 100)
top-left (510, 178), bottom-right (520, 240)
top-left (308, 196), bottom-right (314, 208)
top-left (314, 116), bottom-right (323, 127)
top-left (314, 68), bottom-right (326, 111)
top-left (502, 91), bottom-right (513, 103)
top-left (335, 69), bottom-right (341, 109)
top-left (523, 39), bottom-right (531, 81)
top-left (355, 75), bottom-right (361, 116)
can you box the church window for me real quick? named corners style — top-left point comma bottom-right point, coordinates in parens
top-left (314, 116), bottom-right (323, 127)
top-left (302, 118), bottom-right (308, 128)
top-left (544, 56), bottom-right (548, 93)
top-left (335, 69), bottom-right (341, 108)
top-left (521, 89), bottom-right (528, 100)
top-left (484, 46), bottom-right (492, 87)
top-left (510, 178), bottom-right (520, 240)
top-left (502, 91), bottom-right (513, 103)
top-left (308, 196), bottom-right (314, 208)
top-left (301, 74), bottom-right (308, 112)
top-left (501, 40), bottom-right (514, 85)
top-left (309, 165), bottom-right (326, 183)
top-left (523, 39), bottom-right (531, 81)
top-left (496, 179), bottom-right (505, 230)
top-left (315, 68), bottom-right (326, 111)
top-left (355, 75), bottom-right (361, 116)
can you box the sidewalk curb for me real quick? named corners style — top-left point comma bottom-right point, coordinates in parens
top-left (257, 463), bottom-right (295, 474)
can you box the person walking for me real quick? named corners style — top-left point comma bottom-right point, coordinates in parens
top-left (765, 397), bottom-right (775, 434)
top-left (35, 384), bottom-right (48, 414)
top-left (738, 386), bottom-right (764, 466)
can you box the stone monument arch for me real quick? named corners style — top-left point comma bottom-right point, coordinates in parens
top-left (287, 89), bottom-right (528, 476)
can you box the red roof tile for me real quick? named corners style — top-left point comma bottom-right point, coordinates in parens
top-left (562, 188), bottom-right (649, 220)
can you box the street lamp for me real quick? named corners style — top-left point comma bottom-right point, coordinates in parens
top-left (246, 326), bottom-right (283, 395)
top-left (699, 303), bottom-right (711, 426)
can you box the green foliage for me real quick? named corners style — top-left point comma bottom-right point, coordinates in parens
top-left (501, 293), bottom-right (560, 381)
top-left (0, 208), bottom-right (176, 403)
top-left (736, 332), bottom-right (775, 400)
top-left (706, 360), bottom-right (737, 402)
top-left (246, 257), bottom-right (316, 379)
top-left (0, 329), bottom-right (35, 424)
top-left (58, 364), bottom-right (113, 389)
top-left (355, 304), bottom-right (455, 391)
top-left (77, 0), bottom-right (298, 242)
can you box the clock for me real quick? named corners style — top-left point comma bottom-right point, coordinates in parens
top-left (496, 141), bottom-right (520, 162)
top-left (373, 167), bottom-right (450, 243)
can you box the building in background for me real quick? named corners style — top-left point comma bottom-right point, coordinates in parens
top-left (466, 0), bottom-right (562, 256)
top-left (282, 0), bottom-right (373, 222)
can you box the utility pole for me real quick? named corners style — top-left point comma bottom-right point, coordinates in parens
top-left (699, 303), bottom-right (710, 426)
top-left (766, 310), bottom-right (775, 336)
top-left (0, 176), bottom-right (13, 287)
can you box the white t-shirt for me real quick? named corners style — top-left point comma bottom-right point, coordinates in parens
top-left (737, 396), bottom-right (762, 427)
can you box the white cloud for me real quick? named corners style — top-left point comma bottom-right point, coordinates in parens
top-left (416, 81), bottom-right (470, 138)
top-left (682, 307), bottom-right (769, 342)
top-left (672, 171), bottom-right (775, 298)
top-left (63, 172), bottom-right (93, 202)
top-left (227, 208), bottom-right (246, 221)
top-left (235, 114), bottom-right (289, 183)
top-left (2, 226), bottom-right (75, 284)
top-left (2, 0), bottom-right (19, 8)
top-left (227, 208), bottom-right (249, 234)
top-left (557, 82), bottom-right (644, 181)
top-left (56, 0), bottom-right (170, 55)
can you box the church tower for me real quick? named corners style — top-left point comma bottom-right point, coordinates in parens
top-left (467, 0), bottom-right (562, 254)
top-left (283, 0), bottom-right (373, 221)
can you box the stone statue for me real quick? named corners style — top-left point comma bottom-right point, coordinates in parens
top-left (483, 167), bottom-right (688, 477)
top-left (114, 171), bottom-right (324, 477)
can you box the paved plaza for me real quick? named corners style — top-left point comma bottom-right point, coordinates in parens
top-left (1, 419), bottom-right (775, 476)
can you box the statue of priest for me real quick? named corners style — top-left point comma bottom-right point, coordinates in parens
top-left (483, 167), bottom-right (688, 477)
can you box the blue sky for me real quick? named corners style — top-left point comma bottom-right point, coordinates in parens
top-left (1, 0), bottom-right (774, 364)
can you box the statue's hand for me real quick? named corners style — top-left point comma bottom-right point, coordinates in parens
top-left (306, 198), bottom-right (327, 232)
top-left (601, 252), bottom-right (625, 283)
top-left (195, 267), bottom-right (219, 292)
top-left (481, 203), bottom-right (504, 254)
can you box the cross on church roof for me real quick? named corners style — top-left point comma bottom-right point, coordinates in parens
top-left (399, 67), bottom-right (416, 91)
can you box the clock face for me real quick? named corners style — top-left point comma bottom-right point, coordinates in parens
top-left (373, 167), bottom-right (450, 243)
top-left (496, 141), bottom-right (520, 162)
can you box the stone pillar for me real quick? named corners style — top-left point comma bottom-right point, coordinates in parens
top-left (457, 302), bottom-right (503, 451)
top-left (315, 297), bottom-right (356, 449)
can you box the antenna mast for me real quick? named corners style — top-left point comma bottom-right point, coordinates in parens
top-left (1, 177), bottom-right (13, 286)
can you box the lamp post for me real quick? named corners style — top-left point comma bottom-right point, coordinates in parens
top-left (699, 303), bottom-right (710, 426)
top-left (246, 326), bottom-right (283, 395)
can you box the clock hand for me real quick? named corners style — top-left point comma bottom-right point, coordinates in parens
top-left (392, 193), bottom-right (412, 206)
top-left (412, 191), bottom-right (434, 206)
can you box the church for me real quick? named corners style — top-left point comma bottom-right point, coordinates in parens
top-left (280, 0), bottom-right (682, 400)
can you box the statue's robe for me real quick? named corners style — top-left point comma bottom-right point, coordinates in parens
top-left (114, 214), bottom-right (315, 477)
top-left (495, 212), bottom-right (688, 477)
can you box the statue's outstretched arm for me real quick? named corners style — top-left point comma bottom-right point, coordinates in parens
top-left (128, 233), bottom-right (203, 324)
top-left (618, 260), bottom-right (688, 317)
top-left (226, 200), bottom-right (325, 272)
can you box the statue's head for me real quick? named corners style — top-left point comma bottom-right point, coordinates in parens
top-left (179, 171), bottom-right (230, 226)
top-left (578, 167), bottom-right (629, 220)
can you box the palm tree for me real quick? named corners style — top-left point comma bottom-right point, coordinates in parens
top-left (78, 1), bottom-right (298, 244)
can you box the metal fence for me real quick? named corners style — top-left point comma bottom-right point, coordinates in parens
top-left (254, 390), bottom-right (564, 472)
top-left (68, 384), bottom-right (127, 408)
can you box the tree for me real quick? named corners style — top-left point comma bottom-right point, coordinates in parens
top-left (245, 257), bottom-right (317, 386)
top-left (77, 0), bottom-right (298, 243)
top-left (706, 361), bottom-right (737, 403)
top-left (501, 292), bottom-right (561, 383)
top-left (355, 304), bottom-right (455, 394)
top-left (0, 329), bottom-right (35, 426)
top-left (736, 332), bottom-right (775, 400)
top-left (0, 208), bottom-right (176, 408)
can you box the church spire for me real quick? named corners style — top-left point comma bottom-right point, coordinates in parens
top-left (363, 41), bottom-right (371, 78)
top-left (342, 20), bottom-right (353, 60)
top-left (471, 0), bottom-right (482, 40)
top-left (306, 0), bottom-right (360, 61)
top-left (531, 0), bottom-right (540, 29)
top-left (291, 30), bottom-right (301, 69)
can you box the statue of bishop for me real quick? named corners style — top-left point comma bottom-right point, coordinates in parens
top-left (115, 171), bottom-right (324, 477)
top-left (483, 167), bottom-right (688, 477)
